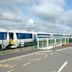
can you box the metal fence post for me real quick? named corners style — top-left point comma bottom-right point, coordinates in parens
top-left (2, 40), bottom-right (4, 55)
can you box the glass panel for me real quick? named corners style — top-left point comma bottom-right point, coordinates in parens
top-left (69, 38), bottom-right (72, 43)
top-left (43, 40), bottom-right (47, 47)
top-left (25, 33), bottom-right (32, 39)
top-left (66, 39), bottom-right (69, 43)
top-left (3, 32), bottom-right (7, 40)
top-left (39, 41), bottom-right (43, 48)
top-left (62, 38), bottom-right (65, 44)
top-left (56, 39), bottom-right (61, 44)
top-left (48, 39), bottom-right (54, 46)
top-left (16, 33), bottom-right (32, 39)
top-left (0, 32), bottom-right (7, 40)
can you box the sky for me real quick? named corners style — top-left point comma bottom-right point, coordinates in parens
top-left (0, 0), bottom-right (72, 33)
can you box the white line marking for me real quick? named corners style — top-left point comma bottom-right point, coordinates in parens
top-left (0, 50), bottom-right (53, 63)
top-left (9, 65), bottom-right (16, 68)
top-left (2, 64), bottom-right (10, 68)
top-left (1, 64), bottom-right (16, 69)
top-left (0, 64), bottom-right (3, 67)
top-left (58, 61), bottom-right (68, 72)
top-left (0, 51), bottom-right (40, 63)
top-left (35, 57), bottom-right (42, 61)
top-left (23, 62), bottom-right (32, 66)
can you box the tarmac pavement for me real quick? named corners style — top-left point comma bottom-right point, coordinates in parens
top-left (0, 47), bottom-right (72, 72)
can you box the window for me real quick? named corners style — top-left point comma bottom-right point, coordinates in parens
top-left (4, 32), bottom-right (7, 40)
top-left (9, 33), bottom-right (14, 39)
top-left (25, 33), bottom-right (32, 39)
top-left (0, 32), bottom-right (7, 40)
top-left (16, 33), bottom-right (32, 39)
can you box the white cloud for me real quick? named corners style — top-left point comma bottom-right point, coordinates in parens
top-left (31, 0), bottom-right (64, 20)
top-left (0, 11), bottom-right (35, 30)
top-left (0, 0), bottom-right (32, 4)
top-left (61, 10), bottom-right (72, 26)
top-left (28, 18), bottom-right (34, 24)
top-left (1, 12), bottom-right (15, 19)
top-left (0, 11), bottom-right (27, 22)
top-left (30, 0), bottom-right (72, 32)
top-left (39, 0), bottom-right (65, 6)
top-left (29, 0), bottom-right (66, 32)
top-left (0, 0), bottom-right (72, 33)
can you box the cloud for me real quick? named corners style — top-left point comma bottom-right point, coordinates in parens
top-left (0, 11), bottom-right (35, 30)
top-left (0, 11), bottom-right (30, 23)
top-left (29, 0), bottom-right (72, 32)
top-left (31, 0), bottom-right (64, 20)
top-left (61, 10), bottom-right (72, 27)
top-left (0, 0), bottom-right (32, 4)
top-left (0, 12), bottom-right (15, 19)
top-left (29, 0), bottom-right (66, 32)
top-left (0, 0), bottom-right (72, 33)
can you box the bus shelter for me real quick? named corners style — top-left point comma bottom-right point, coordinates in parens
top-left (36, 34), bottom-right (55, 49)
top-left (52, 34), bottom-right (63, 47)
top-left (62, 34), bottom-right (70, 46)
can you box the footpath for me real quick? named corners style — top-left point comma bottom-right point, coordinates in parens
top-left (0, 47), bottom-right (40, 61)
top-left (0, 44), bottom-right (72, 61)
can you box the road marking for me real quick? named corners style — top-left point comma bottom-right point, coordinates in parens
top-left (23, 62), bottom-right (32, 66)
top-left (7, 69), bottom-right (14, 72)
top-left (58, 61), bottom-right (68, 72)
top-left (35, 57), bottom-right (42, 61)
top-left (3, 64), bottom-right (10, 68)
top-left (0, 50), bottom-right (52, 63)
top-left (0, 51), bottom-right (40, 63)
top-left (0, 64), bottom-right (16, 69)
top-left (0, 64), bottom-right (3, 67)
top-left (9, 65), bottom-right (16, 68)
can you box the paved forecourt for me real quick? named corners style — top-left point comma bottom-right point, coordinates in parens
top-left (0, 47), bottom-right (72, 72)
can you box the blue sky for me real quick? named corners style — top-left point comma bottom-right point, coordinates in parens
top-left (65, 0), bottom-right (72, 10)
top-left (0, 0), bottom-right (72, 33)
